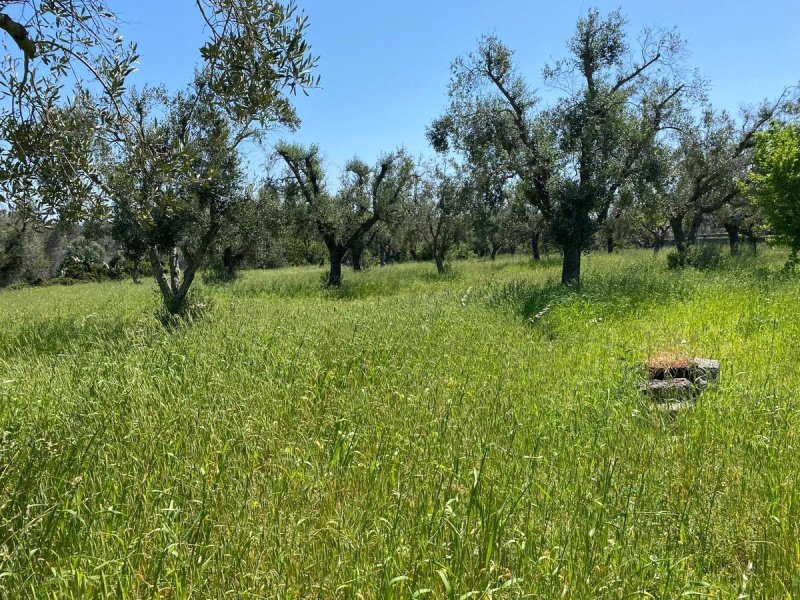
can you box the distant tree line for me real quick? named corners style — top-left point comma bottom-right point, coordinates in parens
top-left (1, 3), bottom-right (798, 322)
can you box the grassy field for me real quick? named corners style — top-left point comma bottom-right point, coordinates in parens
top-left (0, 250), bottom-right (798, 598)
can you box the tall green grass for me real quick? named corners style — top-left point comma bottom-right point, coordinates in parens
top-left (0, 250), bottom-right (798, 598)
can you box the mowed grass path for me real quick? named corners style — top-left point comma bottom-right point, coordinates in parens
top-left (0, 251), bottom-right (798, 598)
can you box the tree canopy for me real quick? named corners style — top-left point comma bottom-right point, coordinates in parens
top-left (748, 121), bottom-right (800, 262)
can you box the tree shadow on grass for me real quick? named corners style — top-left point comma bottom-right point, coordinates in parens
top-left (487, 262), bottom-right (696, 325)
top-left (0, 315), bottom-right (147, 361)
top-left (233, 264), bottom-right (465, 302)
top-left (322, 271), bottom-right (461, 301)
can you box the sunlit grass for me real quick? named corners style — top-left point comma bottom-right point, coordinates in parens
top-left (0, 249), bottom-right (798, 597)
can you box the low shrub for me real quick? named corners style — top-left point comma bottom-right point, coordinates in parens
top-left (667, 245), bottom-right (723, 271)
top-left (60, 261), bottom-right (126, 282)
top-left (0, 228), bottom-right (48, 287)
top-left (451, 242), bottom-right (477, 261)
top-left (686, 244), bottom-right (723, 270)
top-left (666, 250), bottom-right (685, 270)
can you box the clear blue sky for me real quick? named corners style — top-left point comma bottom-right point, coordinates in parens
top-left (118, 0), bottom-right (799, 176)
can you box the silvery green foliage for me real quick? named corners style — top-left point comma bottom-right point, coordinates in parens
top-left (100, 1), bottom-right (319, 315)
top-left (276, 143), bottom-right (415, 285)
top-left (431, 10), bottom-right (697, 283)
top-left (0, 1), bottom-right (138, 221)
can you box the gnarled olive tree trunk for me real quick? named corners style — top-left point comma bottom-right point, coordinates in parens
top-left (130, 259), bottom-right (142, 284)
top-left (531, 233), bottom-right (541, 261)
top-left (149, 247), bottom-right (199, 316)
top-left (670, 215), bottom-right (688, 255)
top-left (149, 218), bottom-right (220, 315)
top-left (432, 234), bottom-right (447, 274)
top-left (325, 242), bottom-right (344, 286)
top-left (724, 223), bottom-right (740, 256)
top-left (561, 245), bottom-right (582, 285)
top-left (351, 248), bottom-right (363, 271)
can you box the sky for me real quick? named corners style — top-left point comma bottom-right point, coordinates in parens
top-left (116, 0), bottom-right (800, 178)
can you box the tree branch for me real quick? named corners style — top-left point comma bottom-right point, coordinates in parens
top-left (0, 12), bottom-right (37, 60)
top-left (610, 52), bottom-right (660, 94)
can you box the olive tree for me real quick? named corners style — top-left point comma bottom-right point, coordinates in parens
top-left (276, 143), bottom-right (414, 286)
top-left (104, 88), bottom-right (245, 314)
top-left (413, 162), bottom-right (470, 274)
top-left (507, 185), bottom-right (546, 260)
top-left (203, 183), bottom-right (293, 280)
top-left (711, 193), bottom-right (763, 255)
top-left (431, 10), bottom-right (693, 284)
top-left (662, 102), bottom-right (788, 256)
top-left (0, 0), bottom-right (317, 317)
top-left (102, 1), bottom-right (318, 317)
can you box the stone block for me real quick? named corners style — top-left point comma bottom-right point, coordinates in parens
top-left (693, 358), bottom-right (720, 382)
top-left (638, 377), bottom-right (697, 402)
